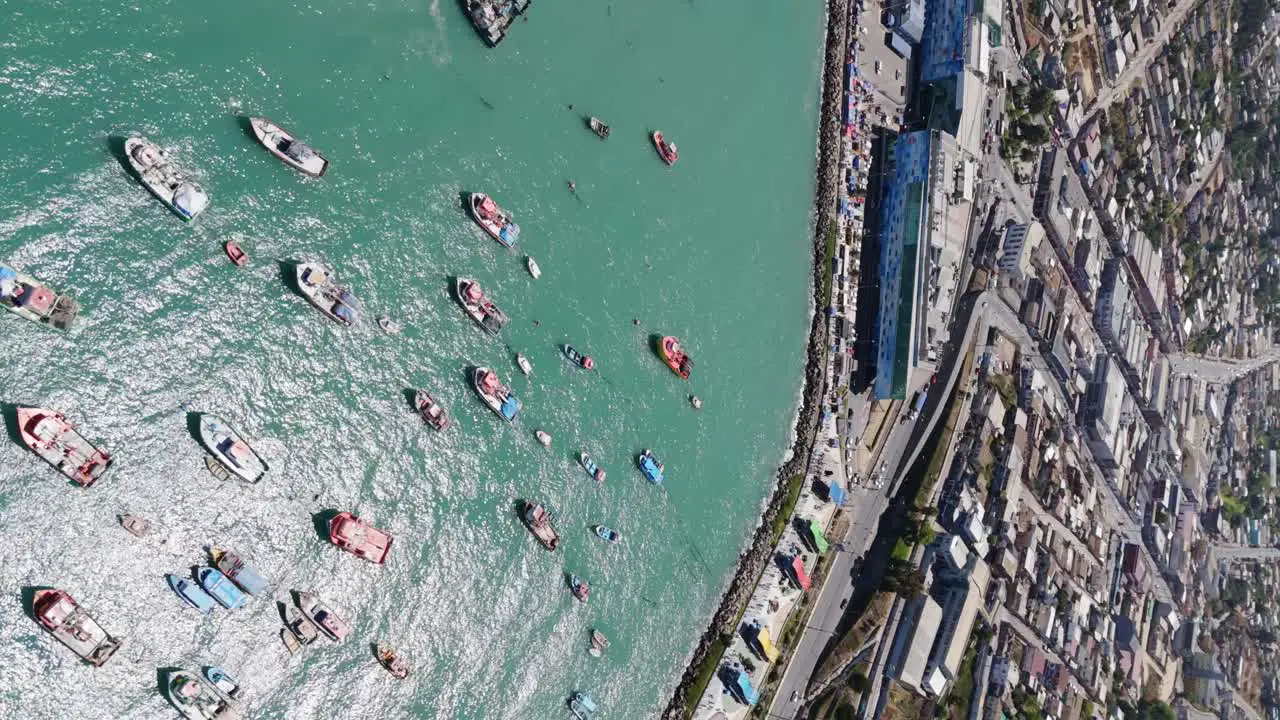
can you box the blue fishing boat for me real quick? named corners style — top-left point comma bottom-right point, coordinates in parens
top-left (568, 691), bottom-right (598, 719)
top-left (198, 568), bottom-right (248, 610)
top-left (167, 574), bottom-right (217, 616)
top-left (211, 547), bottom-right (269, 596)
top-left (578, 453), bottom-right (606, 483)
top-left (592, 525), bottom-right (620, 544)
top-left (638, 449), bottom-right (665, 485)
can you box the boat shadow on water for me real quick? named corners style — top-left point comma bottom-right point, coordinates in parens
top-left (184, 412), bottom-right (204, 447)
top-left (647, 334), bottom-right (663, 358)
top-left (104, 135), bottom-right (134, 179)
top-left (20, 585), bottom-right (52, 625)
top-left (401, 388), bottom-right (420, 414)
top-left (1, 403), bottom-right (24, 448)
top-left (234, 115), bottom-right (257, 144)
top-left (278, 259), bottom-right (302, 296)
top-left (311, 509), bottom-right (340, 543)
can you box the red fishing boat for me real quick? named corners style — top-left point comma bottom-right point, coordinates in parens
top-left (328, 512), bottom-right (393, 565)
top-left (652, 131), bottom-right (679, 166)
top-left (658, 336), bottom-right (693, 380)
top-left (224, 241), bottom-right (248, 267)
top-left (17, 407), bottom-right (112, 487)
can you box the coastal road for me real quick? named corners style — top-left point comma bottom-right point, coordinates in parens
top-left (769, 484), bottom-right (890, 719)
top-left (1168, 350), bottom-right (1280, 383)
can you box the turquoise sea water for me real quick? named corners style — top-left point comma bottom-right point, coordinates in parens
top-left (0, 1), bottom-right (823, 718)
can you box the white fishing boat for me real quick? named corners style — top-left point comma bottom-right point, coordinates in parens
top-left (197, 414), bottom-right (268, 484)
top-left (249, 117), bottom-right (328, 177)
top-left (516, 353), bottom-right (532, 375)
top-left (124, 137), bottom-right (209, 221)
top-left (526, 256), bottom-right (541, 279)
top-left (296, 262), bottom-right (361, 325)
top-left (166, 670), bottom-right (239, 720)
top-left (296, 592), bottom-right (350, 642)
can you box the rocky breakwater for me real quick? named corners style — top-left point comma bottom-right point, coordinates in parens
top-left (660, 0), bottom-right (849, 716)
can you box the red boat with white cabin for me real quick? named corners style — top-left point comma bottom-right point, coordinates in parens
top-left (328, 512), bottom-right (393, 565)
top-left (17, 407), bottom-right (112, 487)
top-left (652, 131), bottom-right (679, 166)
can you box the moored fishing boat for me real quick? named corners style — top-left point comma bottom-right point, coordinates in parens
top-left (473, 367), bottom-right (521, 422)
top-left (0, 264), bottom-right (79, 330)
top-left (658, 335), bottom-right (693, 379)
top-left (520, 500), bottom-right (560, 551)
top-left (32, 589), bottom-right (122, 667)
top-left (592, 525), bottom-right (620, 544)
top-left (167, 669), bottom-right (239, 720)
top-left (651, 131), bottom-right (679, 166)
top-left (296, 262), bottom-right (361, 325)
top-left (578, 453), bottom-right (606, 483)
top-left (120, 514), bottom-right (151, 537)
top-left (280, 628), bottom-right (301, 655)
top-left (587, 117), bottom-right (611, 139)
top-left (637, 449), bottom-right (665, 485)
top-left (283, 604), bottom-right (319, 646)
top-left (124, 136), bottom-right (209, 221)
top-left (535, 430), bottom-right (552, 447)
top-left (526, 256), bottom-right (541, 279)
top-left (467, 192), bottom-right (520, 248)
top-left (463, 0), bottom-right (532, 47)
top-left (591, 629), bottom-right (610, 651)
top-left (297, 592), bottom-right (351, 642)
top-left (562, 345), bottom-right (595, 370)
top-left (223, 241), bottom-right (247, 267)
top-left (167, 574), bottom-right (218, 616)
top-left (210, 547), bottom-right (269, 596)
top-left (454, 278), bottom-right (509, 335)
top-left (377, 316), bottom-right (402, 334)
top-left (203, 666), bottom-right (243, 702)
top-left (568, 691), bottom-right (599, 720)
top-left (197, 414), bottom-right (268, 484)
top-left (199, 568), bottom-right (248, 610)
top-left (16, 407), bottom-right (112, 487)
top-left (249, 117), bottom-right (329, 177)
top-left (568, 573), bottom-right (590, 603)
top-left (516, 353), bottom-right (532, 375)
top-left (328, 512), bottom-right (393, 565)
top-left (376, 644), bottom-right (410, 680)
top-left (414, 390), bottom-right (451, 431)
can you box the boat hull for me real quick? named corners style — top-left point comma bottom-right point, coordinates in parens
top-left (297, 592), bottom-right (351, 642)
top-left (124, 137), bottom-right (209, 221)
top-left (199, 567), bottom-right (248, 609)
top-left (167, 670), bottom-right (239, 720)
top-left (211, 548), bottom-right (269, 596)
top-left (296, 262), bottom-right (360, 325)
top-left (250, 117), bottom-right (329, 177)
top-left (328, 512), bottom-right (393, 565)
top-left (0, 264), bottom-right (79, 330)
top-left (414, 390), bottom-right (452, 431)
top-left (168, 575), bottom-right (217, 616)
top-left (197, 414), bottom-right (268, 484)
top-left (17, 407), bottom-right (112, 487)
top-left (454, 278), bottom-right (508, 335)
top-left (467, 193), bottom-right (520, 247)
top-left (520, 500), bottom-right (560, 551)
top-left (32, 589), bottom-right (122, 667)
top-left (652, 131), bottom-right (678, 166)
top-left (473, 367), bottom-right (520, 422)
top-left (658, 335), bottom-right (692, 379)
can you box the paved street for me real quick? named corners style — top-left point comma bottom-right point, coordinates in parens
top-left (1078, 0), bottom-right (1203, 128)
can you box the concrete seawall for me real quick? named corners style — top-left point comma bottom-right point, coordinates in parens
top-left (660, 0), bottom-right (850, 716)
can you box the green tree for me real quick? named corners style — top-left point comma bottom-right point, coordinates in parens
top-left (1135, 700), bottom-right (1175, 720)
